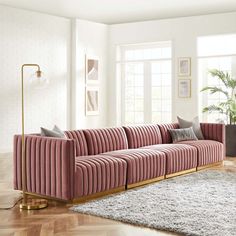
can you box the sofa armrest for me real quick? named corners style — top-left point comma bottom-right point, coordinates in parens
top-left (200, 123), bottom-right (225, 144)
top-left (13, 135), bottom-right (76, 200)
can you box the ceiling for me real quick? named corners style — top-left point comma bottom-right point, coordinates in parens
top-left (0, 0), bottom-right (236, 24)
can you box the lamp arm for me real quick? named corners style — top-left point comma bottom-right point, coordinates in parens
top-left (21, 64), bottom-right (40, 72)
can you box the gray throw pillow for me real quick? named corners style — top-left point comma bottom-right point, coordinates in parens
top-left (53, 125), bottom-right (66, 137)
top-left (41, 125), bottom-right (66, 138)
top-left (177, 116), bottom-right (204, 140)
top-left (169, 127), bottom-right (198, 143)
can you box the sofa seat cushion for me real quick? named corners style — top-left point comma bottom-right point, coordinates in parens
top-left (142, 144), bottom-right (198, 175)
top-left (178, 140), bottom-right (224, 167)
top-left (74, 155), bottom-right (127, 197)
top-left (103, 149), bottom-right (166, 185)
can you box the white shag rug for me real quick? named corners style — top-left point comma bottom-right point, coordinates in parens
top-left (71, 170), bottom-right (236, 236)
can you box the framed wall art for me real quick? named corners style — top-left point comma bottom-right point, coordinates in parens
top-left (178, 79), bottom-right (191, 98)
top-left (85, 86), bottom-right (99, 115)
top-left (178, 57), bottom-right (191, 76)
top-left (86, 56), bottom-right (99, 84)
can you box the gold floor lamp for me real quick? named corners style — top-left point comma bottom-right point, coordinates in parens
top-left (20, 64), bottom-right (48, 210)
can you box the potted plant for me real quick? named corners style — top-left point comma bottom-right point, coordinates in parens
top-left (201, 69), bottom-right (236, 157)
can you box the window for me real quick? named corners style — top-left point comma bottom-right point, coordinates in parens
top-left (198, 34), bottom-right (236, 123)
top-left (117, 42), bottom-right (172, 125)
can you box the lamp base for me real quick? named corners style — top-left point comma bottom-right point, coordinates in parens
top-left (19, 198), bottom-right (48, 210)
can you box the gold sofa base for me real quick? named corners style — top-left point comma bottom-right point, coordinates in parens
top-left (24, 161), bottom-right (224, 204)
top-left (197, 161), bottom-right (223, 171)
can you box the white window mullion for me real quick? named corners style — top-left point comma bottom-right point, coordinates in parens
top-left (232, 56), bottom-right (236, 78)
top-left (144, 62), bottom-right (152, 123)
top-left (120, 63), bottom-right (126, 124)
top-left (118, 41), bottom-right (172, 125)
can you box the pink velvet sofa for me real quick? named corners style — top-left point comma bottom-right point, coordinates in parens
top-left (13, 123), bottom-right (225, 202)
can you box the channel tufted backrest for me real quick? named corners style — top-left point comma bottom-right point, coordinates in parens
top-left (200, 123), bottom-right (225, 144)
top-left (64, 130), bottom-right (88, 156)
top-left (158, 123), bottom-right (179, 144)
top-left (123, 124), bottom-right (162, 149)
top-left (83, 127), bottom-right (129, 155)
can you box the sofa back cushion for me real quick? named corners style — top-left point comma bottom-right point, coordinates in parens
top-left (200, 123), bottom-right (225, 144)
top-left (65, 130), bottom-right (88, 156)
top-left (123, 124), bottom-right (162, 149)
top-left (158, 123), bottom-right (179, 144)
top-left (83, 127), bottom-right (128, 155)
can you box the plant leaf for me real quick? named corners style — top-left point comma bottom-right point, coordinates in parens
top-left (200, 86), bottom-right (229, 98)
top-left (202, 105), bottom-right (225, 114)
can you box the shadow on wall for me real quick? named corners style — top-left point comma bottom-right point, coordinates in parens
top-left (0, 153), bottom-right (13, 186)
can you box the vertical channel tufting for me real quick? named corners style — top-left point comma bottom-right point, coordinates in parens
top-left (35, 138), bottom-right (41, 193)
top-left (179, 140), bottom-right (224, 167)
top-left (13, 135), bottom-right (76, 200)
top-left (74, 155), bottom-right (127, 198)
top-left (141, 144), bottom-right (197, 175)
top-left (158, 123), bottom-right (179, 144)
top-left (49, 140), bottom-right (54, 197)
top-left (15, 136), bottom-right (21, 189)
top-left (40, 138), bottom-right (46, 195)
top-left (13, 135), bottom-right (21, 190)
top-left (25, 137), bottom-right (31, 192)
top-left (31, 137), bottom-right (36, 193)
top-left (200, 123), bottom-right (225, 144)
top-left (61, 141), bottom-right (66, 198)
top-left (65, 130), bottom-right (88, 157)
top-left (123, 125), bottom-right (163, 149)
top-left (200, 123), bottom-right (225, 157)
top-left (102, 149), bottom-right (166, 185)
top-left (45, 139), bottom-right (50, 196)
top-left (82, 127), bottom-right (128, 155)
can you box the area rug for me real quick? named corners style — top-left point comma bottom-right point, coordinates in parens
top-left (71, 170), bottom-right (236, 236)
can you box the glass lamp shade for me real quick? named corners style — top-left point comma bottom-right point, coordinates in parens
top-left (29, 70), bottom-right (48, 88)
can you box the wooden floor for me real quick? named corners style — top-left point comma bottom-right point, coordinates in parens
top-left (0, 157), bottom-right (235, 236)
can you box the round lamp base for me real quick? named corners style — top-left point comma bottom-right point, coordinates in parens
top-left (19, 199), bottom-right (48, 210)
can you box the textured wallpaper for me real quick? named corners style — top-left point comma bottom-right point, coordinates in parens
top-left (0, 6), bottom-right (71, 152)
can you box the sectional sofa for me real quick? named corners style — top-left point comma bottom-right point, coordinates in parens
top-left (13, 123), bottom-right (225, 202)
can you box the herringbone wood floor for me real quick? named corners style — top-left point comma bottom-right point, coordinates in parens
top-left (0, 157), bottom-right (235, 236)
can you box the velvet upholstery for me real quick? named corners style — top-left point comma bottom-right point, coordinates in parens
top-left (200, 123), bottom-right (225, 145)
top-left (103, 149), bottom-right (166, 185)
top-left (14, 135), bottom-right (75, 200)
top-left (123, 125), bottom-right (162, 148)
top-left (64, 130), bottom-right (88, 156)
top-left (158, 123), bottom-right (179, 144)
top-left (74, 155), bottom-right (127, 197)
top-left (13, 122), bottom-right (226, 201)
top-left (142, 144), bottom-right (198, 175)
top-left (179, 140), bottom-right (224, 167)
top-left (83, 127), bottom-right (128, 155)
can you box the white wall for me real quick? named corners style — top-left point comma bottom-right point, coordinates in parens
top-left (0, 6), bottom-right (71, 152)
top-left (108, 12), bottom-right (236, 126)
top-left (1, 7), bottom-right (236, 152)
top-left (72, 19), bottom-right (108, 129)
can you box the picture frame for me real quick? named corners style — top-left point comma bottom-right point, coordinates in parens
top-left (178, 79), bottom-right (191, 98)
top-left (85, 86), bottom-right (99, 115)
top-left (85, 55), bottom-right (99, 84)
top-left (178, 57), bottom-right (191, 76)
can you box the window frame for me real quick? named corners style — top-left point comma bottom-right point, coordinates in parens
top-left (197, 34), bottom-right (236, 123)
top-left (117, 41), bottom-right (173, 125)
